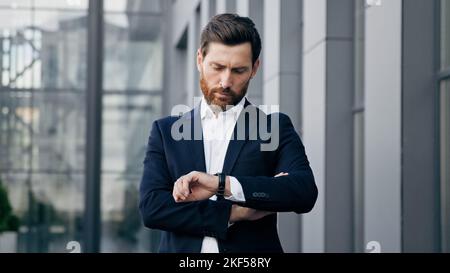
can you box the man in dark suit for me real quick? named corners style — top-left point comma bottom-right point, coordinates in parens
top-left (139, 13), bottom-right (318, 253)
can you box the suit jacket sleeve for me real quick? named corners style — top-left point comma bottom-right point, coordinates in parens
top-left (139, 120), bottom-right (232, 240)
top-left (234, 113), bottom-right (318, 213)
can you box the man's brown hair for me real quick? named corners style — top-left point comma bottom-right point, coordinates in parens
top-left (200, 13), bottom-right (262, 65)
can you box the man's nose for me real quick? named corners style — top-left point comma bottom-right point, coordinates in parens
top-left (220, 71), bottom-right (233, 89)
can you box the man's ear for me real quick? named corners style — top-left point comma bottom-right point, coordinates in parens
top-left (251, 58), bottom-right (260, 78)
top-left (196, 49), bottom-right (203, 72)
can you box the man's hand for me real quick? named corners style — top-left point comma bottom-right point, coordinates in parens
top-left (172, 171), bottom-right (288, 204)
top-left (172, 171), bottom-right (219, 202)
top-left (229, 205), bottom-right (274, 223)
top-left (228, 172), bottom-right (288, 223)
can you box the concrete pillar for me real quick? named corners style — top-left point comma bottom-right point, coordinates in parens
top-left (201, 0), bottom-right (216, 29)
top-left (216, 0), bottom-right (236, 14)
top-left (237, 0), bottom-right (264, 106)
top-left (302, 0), bottom-right (354, 252)
top-left (364, 0), bottom-right (402, 253)
top-left (186, 10), bottom-right (201, 105)
top-left (263, 0), bottom-right (303, 252)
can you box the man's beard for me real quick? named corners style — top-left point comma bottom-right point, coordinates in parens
top-left (199, 71), bottom-right (250, 111)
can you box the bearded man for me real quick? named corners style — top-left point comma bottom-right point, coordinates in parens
top-left (139, 13), bottom-right (317, 253)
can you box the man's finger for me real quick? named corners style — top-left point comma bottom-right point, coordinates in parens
top-left (174, 190), bottom-right (185, 202)
top-left (172, 180), bottom-right (179, 200)
top-left (173, 190), bottom-right (181, 202)
top-left (174, 180), bottom-right (181, 194)
top-left (181, 179), bottom-right (190, 197)
top-left (173, 180), bottom-right (186, 202)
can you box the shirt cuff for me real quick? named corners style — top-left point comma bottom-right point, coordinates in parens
top-left (225, 176), bottom-right (246, 203)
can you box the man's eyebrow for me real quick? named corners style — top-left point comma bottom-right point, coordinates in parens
top-left (210, 62), bottom-right (249, 68)
top-left (233, 66), bottom-right (249, 70)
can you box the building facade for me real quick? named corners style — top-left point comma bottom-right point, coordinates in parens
top-left (162, 0), bottom-right (449, 253)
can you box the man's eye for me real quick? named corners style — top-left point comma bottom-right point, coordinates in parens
top-left (212, 65), bottom-right (223, 71)
top-left (234, 69), bottom-right (246, 74)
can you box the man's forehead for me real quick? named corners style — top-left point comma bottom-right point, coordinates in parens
top-left (205, 42), bottom-right (252, 64)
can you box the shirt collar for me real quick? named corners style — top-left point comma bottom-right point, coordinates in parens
top-left (200, 95), bottom-right (246, 121)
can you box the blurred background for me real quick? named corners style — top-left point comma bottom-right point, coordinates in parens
top-left (0, 0), bottom-right (448, 253)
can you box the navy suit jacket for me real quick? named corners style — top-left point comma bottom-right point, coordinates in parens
top-left (139, 99), bottom-right (318, 253)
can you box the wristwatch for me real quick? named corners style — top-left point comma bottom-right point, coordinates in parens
top-left (215, 173), bottom-right (226, 199)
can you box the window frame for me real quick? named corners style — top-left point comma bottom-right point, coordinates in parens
top-left (437, 0), bottom-right (450, 253)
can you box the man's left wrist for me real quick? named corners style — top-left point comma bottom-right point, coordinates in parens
top-left (215, 173), bottom-right (226, 196)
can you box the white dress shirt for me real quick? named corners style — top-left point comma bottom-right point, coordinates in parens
top-left (200, 96), bottom-right (246, 253)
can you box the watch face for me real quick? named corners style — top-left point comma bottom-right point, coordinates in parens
top-left (218, 173), bottom-right (225, 195)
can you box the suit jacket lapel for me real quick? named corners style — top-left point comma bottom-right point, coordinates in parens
top-left (184, 105), bottom-right (206, 173)
top-left (222, 99), bottom-right (253, 174)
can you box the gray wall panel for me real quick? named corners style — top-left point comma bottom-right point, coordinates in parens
top-left (364, 0), bottom-right (402, 253)
top-left (402, 0), bottom-right (440, 253)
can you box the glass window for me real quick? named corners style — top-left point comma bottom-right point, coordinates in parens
top-left (0, 7), bottom-right (87, 252)
top-left (0, 0), bottom-right (88, 10)
top-left (0, 0), bottom-right (31, 9)
top-left (441, 0), bottom-right (450, 69)
top-left (104, 0), bottom-right (162, 14)
top-left (0, 0), bottom-right (165, 253)
top-left (441, 80), bottom-right (450, 252)
top-left (103, 14), bottom-right (163, 91)
top-left (100, 7), bottom-right (164, 253)
top-left (100, 94), bottom-right (161, 252)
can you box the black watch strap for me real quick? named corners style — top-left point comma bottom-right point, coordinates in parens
top-left (215, 173), bottom-right (226, 200)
